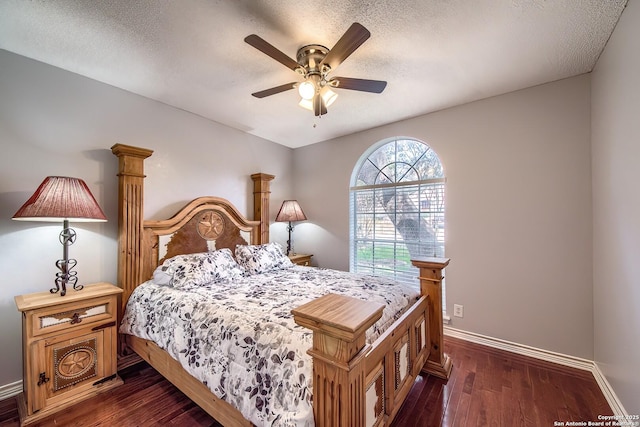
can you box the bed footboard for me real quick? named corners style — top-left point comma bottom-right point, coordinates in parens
top-left (292, 293), bottom-right (384, 427)
top-left (293, 258), bottom-right (449, 427)
top-left (364, 295), bottom-right (431, 425)
top-left (293, 295), bottom-right (431, 427)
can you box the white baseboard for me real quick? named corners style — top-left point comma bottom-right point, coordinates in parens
top-left (444, 326), bottom-right (629, 417)
top-left (0, 380), bottom-right (22, 401)
top-left (591, 363), bottom-right (630, 417)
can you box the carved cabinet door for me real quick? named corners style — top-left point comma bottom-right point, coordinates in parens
top-left (31, 329), bottom-right (107, 413)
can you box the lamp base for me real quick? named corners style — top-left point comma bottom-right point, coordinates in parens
top-left (52, 221), bottom-right (83, 296)
top-left (53, 258), bottom-right (82, 296)
top-left (286, 222), bottom-right (293, 256)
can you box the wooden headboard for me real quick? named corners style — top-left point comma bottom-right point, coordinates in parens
top-left (140, 196), bottom-right (260, 281)
top-left (110, 143), bottom-right (274, 315)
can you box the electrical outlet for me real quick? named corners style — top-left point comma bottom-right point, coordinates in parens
top-left (453, 304), bottom-right (464, 318)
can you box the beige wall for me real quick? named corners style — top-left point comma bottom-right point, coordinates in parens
top-left (293, 75), bottom-right (594, 359)
top-left (0, 50), bottom-right (293, 387)
top-left (591, 0), bottom-right (640, 415)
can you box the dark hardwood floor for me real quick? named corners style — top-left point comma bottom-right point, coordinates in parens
top-left (0, 336), bottom-right (612, 426)
top-left (390, 337), bottom-right (612, 426)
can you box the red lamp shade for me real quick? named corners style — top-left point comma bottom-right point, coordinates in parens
top-left (12, 176), bottom-right (106, 296)
top-left (13, 176), bottom-right (106, 222)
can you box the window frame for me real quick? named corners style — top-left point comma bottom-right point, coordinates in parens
top-left (349, 137), bottom-right (447, 309)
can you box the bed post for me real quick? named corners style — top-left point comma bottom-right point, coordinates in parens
top-left (292, 293), bottom-right (384, 427)
top-left (411, 257), bottom-right (452, 379)
top-left (251, 173), bottom-right (275, 244)
top-left (110, 144), bottom-right (153, 345)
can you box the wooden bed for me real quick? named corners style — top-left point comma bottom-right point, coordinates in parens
top-left (111, 143), bottom-right (451, 427)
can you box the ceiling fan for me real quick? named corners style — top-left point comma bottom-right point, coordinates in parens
top-left (245, 23), bottom-right (387, 117)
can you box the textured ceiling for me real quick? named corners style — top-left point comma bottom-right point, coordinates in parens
top-left (0, 0), bottom-right (627, 148)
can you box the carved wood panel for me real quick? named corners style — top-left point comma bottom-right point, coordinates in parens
top-left (53, 338), bottom-right (98, 391)
top-left (158, 210), bottom-right (249, 265)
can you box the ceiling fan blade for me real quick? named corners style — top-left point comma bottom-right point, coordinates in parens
top-left (313, 94), bottom-right (327, 117)
top-left (251, 82), bottom-right (297, 98)
top-left (245, 34), bottom-right (300, 71)
top-left (330, 77), bottom-right (387, 93)
top-left (320, 23), bottom-right (371, 71)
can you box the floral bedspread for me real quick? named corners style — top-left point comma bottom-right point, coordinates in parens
top-left (120, 266), bottom-right (420, 426)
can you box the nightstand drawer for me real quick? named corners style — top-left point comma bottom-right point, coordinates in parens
top-left (27, 295), bottom-right (117, 338)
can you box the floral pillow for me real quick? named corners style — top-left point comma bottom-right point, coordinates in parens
top-left (152, 248), bottom-right (244, 288)
top-left (235, 242), bottom-right (293, 275)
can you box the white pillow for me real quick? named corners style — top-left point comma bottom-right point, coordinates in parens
top-left (234, 242), bottom-right (293, 275)
top-left (152, 248), bottom-right (244, 288)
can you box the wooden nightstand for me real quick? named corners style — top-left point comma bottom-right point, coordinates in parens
top-left (288, 253), bottom-right (313, 266)
top-left (14, 282), bottom-right (124, 425)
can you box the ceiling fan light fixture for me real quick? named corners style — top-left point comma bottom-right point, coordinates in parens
top-left (298, 98), bottom-right (313, 111)
top-left (298, 80), bottom-right (316, 100)
top-left (321, 87), bottom-right (338, 107)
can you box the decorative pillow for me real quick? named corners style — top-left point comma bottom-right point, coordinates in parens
top-left (152, 248), bottom-right (244, 288)
top-left (234, 242), bottom-right (293, 275)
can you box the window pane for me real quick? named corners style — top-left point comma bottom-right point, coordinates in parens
top-left (355, 214), bottom-right (374, 239)
top-left (354, 190), bottom-right (374, 213)
top-left (356, 160), bottom-right (379, 186)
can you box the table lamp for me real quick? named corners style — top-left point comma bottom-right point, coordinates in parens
top-left (12, 176), bottom-right (107, 296)
top-left (275, 200), bottom-right (307, 255)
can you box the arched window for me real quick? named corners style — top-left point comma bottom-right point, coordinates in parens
top-left (350, 137), bottom-right (445, 286)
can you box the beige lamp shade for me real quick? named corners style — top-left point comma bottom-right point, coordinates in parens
top-left (275, 200), bottom-right (307, 256)
top-left (275, 200), bottom-right (307, 223)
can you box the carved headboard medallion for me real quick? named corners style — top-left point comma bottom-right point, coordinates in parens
top-left (197, 210), bottom-right (225, 240)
